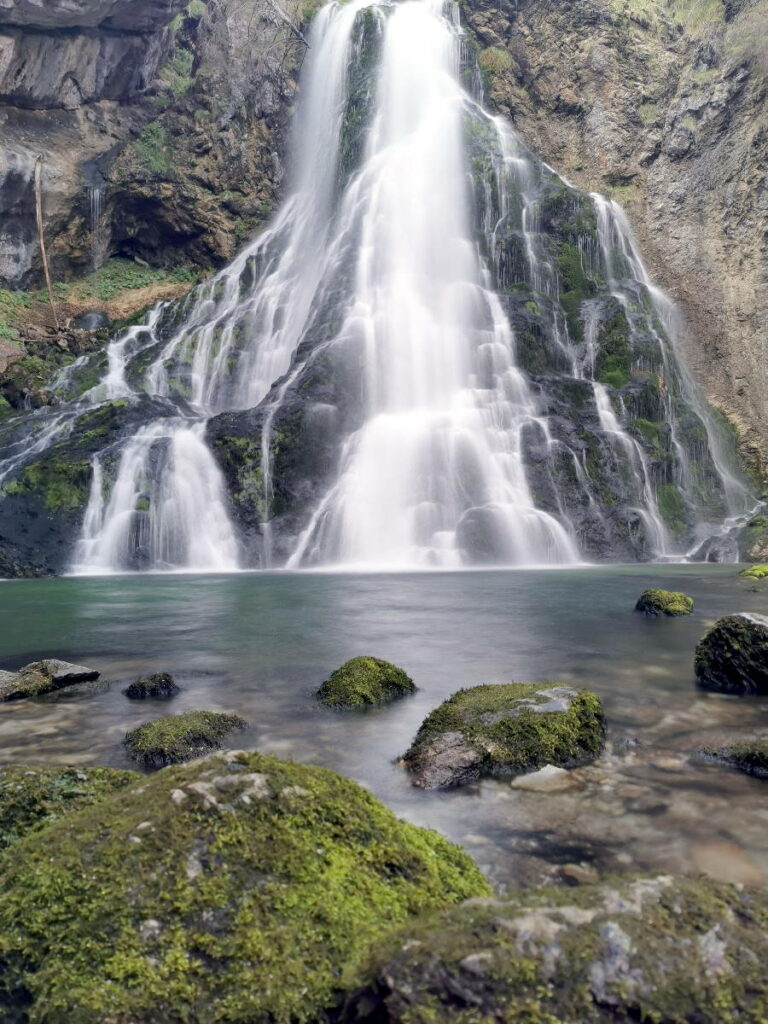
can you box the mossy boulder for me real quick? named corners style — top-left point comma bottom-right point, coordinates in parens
top-left (0, 659), bottom-right (100, 701)
top-left (634, 588), bottom-right (694, 617)
top-left (0, 764), bottom-right (137, 850)
top-left (124, 710), bottom-right (248, 768)
top-left (0, 751), bottom-right (490, 1022)
top-left (698, 739), bottom-right (768, 778)
top-left (694, 614), bottom-right (768, 694)
top-left (739, 564), bottom-right (768, 579)
top-left (124, 671), bottom-right (179, 700)
top-left (316, 656), bottom-right (415, 709)
top-left (402, 683), bottom-right (606, 790)
top-left (344, 875), bottom-right (768, 1023)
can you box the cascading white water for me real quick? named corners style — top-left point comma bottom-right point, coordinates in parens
top-left (64, 0), bottom-right (753, 574)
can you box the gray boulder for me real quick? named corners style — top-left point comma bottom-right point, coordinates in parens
top-left (0, 659), bottom-right (99, 701)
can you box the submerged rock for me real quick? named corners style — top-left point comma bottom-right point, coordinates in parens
top-left (402, 683), bottom-right (605, 790)
top-left (634, 588), bottom-right (694, 616)
top-left (316, 656), bottom-right (415, 709)
top-left (0, 764), bottom-right (137, 850)
top-left (0, 658), bottom-right (100, 701)
top-left (698, 739), bottom-right (768, 779)
top-left (694, 614), bottom-right (768, 694)
top-left (0, 751), bottom-right (490, 1022)
top-left (124, 711), bottom-right (247, 768)
top-left (124, 671), bottom-right (179, 700)
top-left (344, 875), bottom-right (768, 1023)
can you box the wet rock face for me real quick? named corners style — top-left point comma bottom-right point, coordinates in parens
top-left (695, 613), bottom-right (768, 694)
top-left (0, 0), bottom-right (187, 31)
top-left (344, 875), bottom-right (768, 1023)
top-left (402, 682), bottom-right (606, 789)
top-left (0, 750), bottom-right (490, 1022)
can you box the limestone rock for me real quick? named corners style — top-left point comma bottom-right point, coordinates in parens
top-left (0, 751), bottom-right (489, 1021)
top-left (694, 613), bottom-right (768, 693)
top-left (402, 683), bottom-right (606, 790)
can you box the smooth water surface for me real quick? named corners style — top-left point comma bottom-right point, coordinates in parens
top-left (1, 566), bottom-right (767, 889)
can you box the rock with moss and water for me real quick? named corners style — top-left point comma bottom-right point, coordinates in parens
top-left (739, 564), bottom-right (768, 580)
top-left (0, 764), bottom-right (137, 851)
top-left (343, 874), bottom-right (768, 1023)
top-left (634, 588), bottom-right (694, 617)
top-left (0, 750), bottom-right (490, 1022)
top-left (694, 614), bottom-right (768, 694)
top-left (124, 710), bottom-right (247, 768)
top-left (0, 658), bottom-right (100, 701)
top-left (316, 656), bottom-right (415, 709)
top-left (402, 682), bottom-right (605, 790)
top-left (698, 739), bottom-right (768, 779)
top-left (123, 671), bottom-right (179, 700)
top-left (738, 517), bottom-right (768, 563)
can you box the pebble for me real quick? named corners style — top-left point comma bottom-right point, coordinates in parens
top-left (510, 765), bottom-right (581, 793)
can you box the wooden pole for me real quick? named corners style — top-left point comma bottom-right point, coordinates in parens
top-left (33, 155), bottom-right (59, 330)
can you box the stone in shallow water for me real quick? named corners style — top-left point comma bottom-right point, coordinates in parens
top-left (694, 613), bottom-right (768, 694)
top-left (316, 656), bottom-right (415, 709)
top-left (402, 682), bottom-right (605, 790)
top-left (123, 710), bottom-right (248, 768)
top-left (0, 751), bottom-right (489, 1022)
top-left (123, 672), bottom-right (179, 700)
top-left (510, 763), bottom-right (581, 793)
top-left (0, 659), bottom-right (100, 701)
top-left (696, 738), bottom-right (768, 779)
top-left (344, 875), bottom-right (768, 1022)
top-left (634, 588), bottom-right (694, 616)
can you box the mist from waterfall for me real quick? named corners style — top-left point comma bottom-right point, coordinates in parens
top-left (63, 0), bottom-right (752, 574)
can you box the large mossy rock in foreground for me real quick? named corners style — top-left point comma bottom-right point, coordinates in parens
top-left (694, 614), bottom-right (768, 694)
top-left (634, 588), bottom-right (694, 617)
top-left (403, 683), bottom-right (605, 790)
top-left (345, 875), bottom-right (768, 1023)
top-left (0, 751), bottom-right (490, 1023)
top-left (124, 710), bottom-right (248, 768)
top-left (0, 764), bottom-right (137, 850)
top-left (317, 656), bottom-right (415, 709)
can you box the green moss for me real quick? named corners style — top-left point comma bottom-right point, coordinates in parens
top-left (404, 682), bottom-right (605, 786)
top-left (0, 765), bottom-right (137, 850)
top-left (557, 242), bottom-right (599, 341)
top-left (595, 306), bottom-right (632, 388)
top-left (656, 482), bottom-right (687, 537)
top-left (212, 434), bottom-right (264, 517)
top-left (695, 614), bottom-right (768, 694)
top-left (317, 656), bottom-right (415, 709)
top-left (134, 121), bottom-right (171, 174)
top-left (78, 258), bottom-right (197, 303)
top-left (631, 417), bottom-right (663, 452)
top-left (124, 710), bottom-right (248, 768)
top-left (347, 874), bottom-right (768, 1023)
top-left (124, 672), bottom-right (179, 700)
top-left (2, 457), bottom-right (90, 511)
top-left (479, 46), bottom-right (513, 76)
top-left (0, 288), bottom-right (31, 342)
top-left (635, 588), bottom-right (694, 616)
top-left (0, 751), bottom-right (490, 1022)
top-left (740, 564), bottom-right (768, 579)
top-left (700, 739), bottom-right (768, 779)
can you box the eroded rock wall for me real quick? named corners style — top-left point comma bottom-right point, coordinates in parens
top-left (463, 0), bottom-right (768, 467)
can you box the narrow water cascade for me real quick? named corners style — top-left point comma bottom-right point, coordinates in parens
top-left (12, 0), bottom-right (747, 575)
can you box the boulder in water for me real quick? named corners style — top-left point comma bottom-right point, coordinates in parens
top-left (402, 682), bottom-right (605, 789)
top-left (0, 751), bottom-right (489, 1021)
top-left (634, 588), bottom-right (693, 616)
top-left (0, 764), bottom-right (137, 850)
top-left (316, 656), bottom-right (415, 709)
top-left (124, 710), bottom-right (248, 768)
top-left (694, 613), bottom-right (768, 694)
top-left (0, 658), bottom-right (100, 701)
top-left (698, 739), bottom-right (768, 778)
top-left (344, 874), bottom-right (768, 1023)
top-left (739, 564), bottom-right (768, 579)
top-left (123, 671), bottom-right (179, 700)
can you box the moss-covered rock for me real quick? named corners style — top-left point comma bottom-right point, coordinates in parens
top-left (0, 751), bottom-right (490, 1022)
top-left (124, 710), bottom-right (247, 768)
top-left (317, 656), bottom-right (415, 709)
top-left (739, 563), bottom-right (768, 579)
top-left (0, 659), bottom-right (100, 701)
top-left (402, 683), bottom-right (605, 790)
top-left (738, 517), bottom-right (768, 563)
top-left (345, 874), bottom-right (768, 1023)
top-left (698, 739), bottom-right (768, 779)
top-left (634, 588), bottom-right (694, 616)
top-left (694, 614), bottom-right (768, 694)
top-left (0, 764), bottom-right (137, 850)
top-left (124, 671), bottom-right (179, 700)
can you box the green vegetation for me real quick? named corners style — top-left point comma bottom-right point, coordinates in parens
top-left (2, 457), bottom-right (90, 512)
top-left (0, 289), bottom-right (31, 343)
top-left (134, 121), bottom-right (171, 174)
top-left (124, 710), bottom-right (248, 768)
top-left (635, 587), bottom-right (694, 616)
top-left (479, 46), bottom-right (513, 77)
top-left (739, 563), bottom-right (768, 579)
top-left (656, 482), bottom-right (688, 537)
top-left (404, 682), bottom-right (605, 785)
top-left (695, 614), bottom-right (768, 694)
top-left (700, 739), bottom-right (768, 778)
top-left (557, 241), bottom-right (599, 341)
top-left (0, 765), bottom-right (137, 850)
top-left (124, 672), bottom-right (179, 700)
top-left (0, 751), bottom-right (490, 1022)
top-left (595, 306), bottom-right (632, 388)
top-left (317, 656), bottom-right (415, 709)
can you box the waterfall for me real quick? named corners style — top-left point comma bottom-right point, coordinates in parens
top-left (87, 185), bottom-right (105, 271)
top-left (62, 0), bottom-right (752, 574)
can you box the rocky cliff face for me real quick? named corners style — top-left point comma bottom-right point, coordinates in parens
top-left (0, 0), bottom-right (306, 287)
top-left (463, 0), bottom-right (768, 469)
